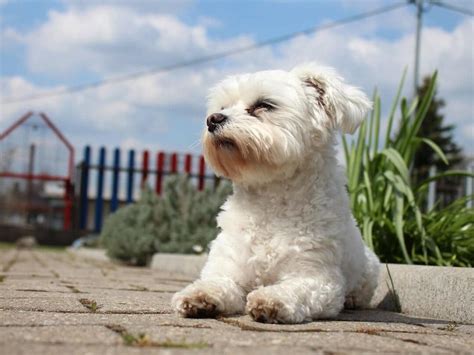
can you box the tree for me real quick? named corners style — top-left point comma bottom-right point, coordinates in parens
top-left (412, 76), bottom-right (463, 184)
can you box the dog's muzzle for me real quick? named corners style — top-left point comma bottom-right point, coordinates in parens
top-left (206, 113), bottom-right (228, 133)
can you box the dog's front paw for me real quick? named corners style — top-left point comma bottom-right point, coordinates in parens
top-left (246, 291), bottom-right (293, 324)
top-left (172, 289), bottom-right (220, 318)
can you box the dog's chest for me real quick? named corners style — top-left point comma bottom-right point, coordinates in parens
top-left (219, 186), bottom-right (340, 288)
top-left (237, 206), bottom-right (310, 287)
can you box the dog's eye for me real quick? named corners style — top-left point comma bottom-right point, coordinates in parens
top-left (247, 100), bottom-right (276, 116)
top-left (254, 102), bottom-right (274, 111)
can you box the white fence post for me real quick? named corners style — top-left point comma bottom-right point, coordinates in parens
top-left (467, 164), bottom-right (473, 209)
top-left (427, 166), bottom-right (436, 211)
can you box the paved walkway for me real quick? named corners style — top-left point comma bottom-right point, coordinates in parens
top-left (0, 249), bottom-right (472, 354)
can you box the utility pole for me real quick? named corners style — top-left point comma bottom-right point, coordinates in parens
top-left (412, 0), bottom-right (425, 96)
top-left (410, 0), bottom-right (474, 93)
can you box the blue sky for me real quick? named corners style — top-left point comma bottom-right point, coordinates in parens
top-left (1, 0), bottom-right (473, 168)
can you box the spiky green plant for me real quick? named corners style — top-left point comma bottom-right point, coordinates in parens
top-left (407, 197), bottom-right (474, 266)
top-left (342, 70), bottom-right (473, 266)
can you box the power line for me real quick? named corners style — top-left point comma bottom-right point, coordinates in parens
top-left (2, 2), bottom-right (408, 105)
top-left (409, 0), bottom-right (473, 94)
top-left (431, 1), bottom-right (474, 16)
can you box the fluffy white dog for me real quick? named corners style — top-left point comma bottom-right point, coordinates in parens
top-left (172, 63), bottom-right (380, 324)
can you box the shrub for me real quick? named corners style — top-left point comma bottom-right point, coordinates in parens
top-left (100, 187), bottom-right (160, 266)
top-left (154, 175), bottom-right (232, 253)
top-left (100, 175), bottom-right (231, 265)
top-left (342, 70), bottom-right (473, 266)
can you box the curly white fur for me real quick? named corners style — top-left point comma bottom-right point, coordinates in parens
top-left (172, 63), bottom-right (380, 324)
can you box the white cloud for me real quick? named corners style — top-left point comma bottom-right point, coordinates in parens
top-left (1, 4), bottom-right (472, 159)
top-left (17, 5), bottom-right (252, 77)
top-left (0, 69), bottom-right (219, 152)
top-left (60, 0), bottom-right (195, 14)
top-left (463, 123), bottom-right (474, 139)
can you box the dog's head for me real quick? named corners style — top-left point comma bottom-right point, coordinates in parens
top-left (202, 63), bottom-right (371, 184)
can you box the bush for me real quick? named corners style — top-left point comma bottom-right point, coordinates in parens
top-left (100, 175), bottom-right (231, 265)
top-left (154, 176), bottom-right (232, 254)
top-left (100, 187), bottom-right (160, 266)
top-left (342, 70), bottom-right (473, 266)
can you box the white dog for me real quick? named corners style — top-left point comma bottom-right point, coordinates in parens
top-left (172, 63), bottom-right (380, 324)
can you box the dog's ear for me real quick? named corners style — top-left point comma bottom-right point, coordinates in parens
top-left (291, 63), bottom-right (372, 134)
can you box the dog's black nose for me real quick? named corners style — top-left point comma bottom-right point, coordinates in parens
top-left (206, 113), bottom-right (228, 132)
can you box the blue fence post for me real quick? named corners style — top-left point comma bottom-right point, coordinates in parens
top-left (126, 149), bottom-right (135, 204)
top-left (94, 147), bottom-right (106, 233)
top-left (79, 146), bottom-right (91, 230)
top-left (110, 148), bottom-right (120, 212)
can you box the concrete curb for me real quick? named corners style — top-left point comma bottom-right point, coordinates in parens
top-left (69, 248), bottom-right (473, 324)
top-left (67, 247), bottom-right (110, 262)
top-left (371, 263), bottom-right (473, 324)
top-left (150, 253), bottom-right (207, 277)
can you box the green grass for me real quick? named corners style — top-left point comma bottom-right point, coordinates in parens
top-left (0, 242), bottom-right (14, 250)
top-left (385, 264), bottom-right (401, 312)
top-left (0, 241), bottom-right (66, 252)
top-left (79, 298), bottom-right (101, 312)
top-left (37, 244), bottom-right (66, 252)
top-left (105, 324), bottom-right (209, 349)
top-left (130, 284), bottom-right (149, 292)
top-left (440, 322), bottom-right (458, 332)
top-left (65, 284), bottom-right (82, 293)
top-left (342, 70), bottom-right (473, 266)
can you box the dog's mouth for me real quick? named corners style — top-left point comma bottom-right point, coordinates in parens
top-left (213, 136), bottom-right (237, 150)
top-left (203, 133), bottom-right (245, 180)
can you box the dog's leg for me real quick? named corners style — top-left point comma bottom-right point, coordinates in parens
top-left (246, 270), bottom-right (346, 324)
top-left (171, 277), bottom-right (245, 318)
top-left (171, 232), bottom-right (250, 318)
top-left (171, 231), bottom-right (252, 318)
top-left (345, 246), bottom-right (380, 309)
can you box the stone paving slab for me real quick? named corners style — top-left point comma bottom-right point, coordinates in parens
top-left (1, 271), bottom-right (56, 279)
top-left (384, 332), bottom-right (474, 353)
top-left (0, 291), bottom-right (172, 314)
top-left (122, 323), bottom-right (442, 354)
top-left (0, 325), bottom-right (120, 345)
top-left (0, 279), bottom-right (71, 292)
top-left (0, 248), bottom-right (472, 354)
top-left (76, 290), bottom-right (174, 314)
top-left (79, 282), bottom-right (183, 293)
top-left (0, 294), bottom-right (90, 313)
top-left (0, 343), bottom-right (187, 355)
top-left (0, 310), bottom-right (228, 329)
top-left (220, 313), bottom-right (451, 334)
